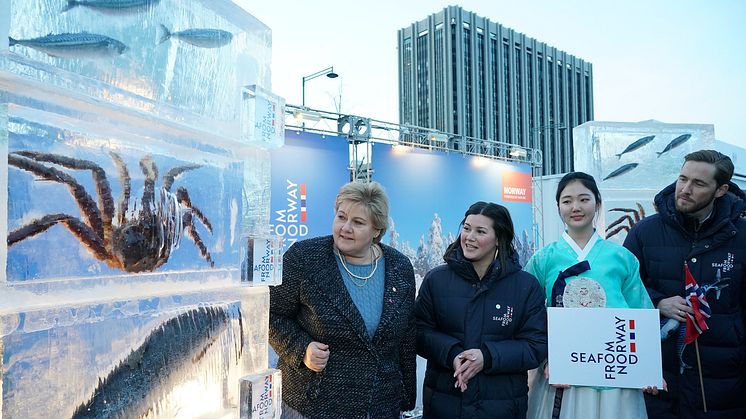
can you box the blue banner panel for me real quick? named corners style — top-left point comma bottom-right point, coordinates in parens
top-left (371, 144), bottom-right (535, 278)
top-left (270, 131), bottom-right (350, 252)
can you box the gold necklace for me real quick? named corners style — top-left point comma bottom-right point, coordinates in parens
top-left (336, 246), bottom-right (379, 285)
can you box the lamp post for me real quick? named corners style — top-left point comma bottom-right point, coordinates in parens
top-left (302, 66), bottom-right (338, 108)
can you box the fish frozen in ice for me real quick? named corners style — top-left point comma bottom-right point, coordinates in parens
top-left (71, 306), bottom-right (241, 419)
top-left (615, 135), bottom-right (655, 159)
top-left (158, 24), bottom-right (233, 48)
top-left (603, 163), bottom-right (639, 181)
top-left (8, 32), bottom-right (127, 59)
top-left (61, 0), bottom-right (160, 14)
top-left (656, 134), bottom-right (692, 158)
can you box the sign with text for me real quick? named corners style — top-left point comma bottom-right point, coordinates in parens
top-left (548, 308), bottom-right (663, 388)
top-left (501, 170), bottom-right (532, 202)
top-left (270, 131), bottom-right (350, 253)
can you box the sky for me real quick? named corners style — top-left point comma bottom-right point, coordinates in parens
top-left (249, 1), bottom-right (746, 148)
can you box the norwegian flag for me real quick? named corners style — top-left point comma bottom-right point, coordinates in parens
top-left (684, 263), bottom-right (711, 345)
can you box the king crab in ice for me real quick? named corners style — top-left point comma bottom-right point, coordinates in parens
top-left (605, 202), bottom-right (646, 239)
top-left (8, 151), bottom-right (214, 272)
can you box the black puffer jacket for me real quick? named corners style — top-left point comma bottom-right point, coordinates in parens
top-left (414, 247), bottom-right (547, 419)
top-left (624, 181), bottom-right (746, 419)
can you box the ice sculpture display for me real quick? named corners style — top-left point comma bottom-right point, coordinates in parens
top-left (572, 120), bottom-right (715, 243)
top-left (1, 0), bottom-right (281, 417)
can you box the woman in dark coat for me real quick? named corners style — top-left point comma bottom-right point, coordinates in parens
top-left (415, 201), bottom-right (547, 419)
top-left (269, 181), bottom-right (416, 419)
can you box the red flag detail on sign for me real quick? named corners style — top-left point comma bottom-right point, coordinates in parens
top-left (684, 263), bottom-right (711, 345)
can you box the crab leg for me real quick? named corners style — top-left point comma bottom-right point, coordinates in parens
top-left (9, 154), bottom-right (104, 242)
top-left (162, 164), bottom-right (201, 192)
top-left (606, 225), bottom-right (630, 239)
top-left (13, 151), bottom-right (115, 247)
top-left (176, 187), bottom-right (213, 233)
top-left (183, 212), bottom-right (215, 267)
top-left (8, 213), bottom-right (110, 261)
top-left (139, 155), bottom-right (158, 216)
top-left (605, 214), bottom-right (634, 232)
top-left (109, 152), bottom-right (131, 226)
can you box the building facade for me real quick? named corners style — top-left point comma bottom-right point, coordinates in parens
top-left (398, 6), bottom-right (594, 174)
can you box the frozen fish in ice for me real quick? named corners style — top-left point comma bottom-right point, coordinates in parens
top-left (71, 306), bottom-right (238, 418)
top-left (656, 134), bottom-right (692, 158)
top-left (603, 163), bottom-right (639, 181)
top-left (158, 24), bottom-right (233, 48)
top-left (8, 32), bottom-right (127, 59)
top-left (615, 135), bottom-right (655, 159)
top-left (61, 0), bottom-right (160, 14)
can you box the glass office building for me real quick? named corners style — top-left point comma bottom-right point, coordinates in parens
top-left (398, 6), bottom-right (594, 174)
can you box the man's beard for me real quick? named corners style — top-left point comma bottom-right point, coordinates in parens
top-left (675, 189), bottom-right (718, 215)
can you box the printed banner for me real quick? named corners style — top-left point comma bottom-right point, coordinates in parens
top-left (548, 307), bottom-right (663, 388)
top-left (270, 131), bottom-right (350, 252)
top-left (371, 144), bottom-right (535, 280)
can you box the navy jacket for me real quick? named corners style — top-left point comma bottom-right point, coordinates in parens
top-left (624, 181), bottom-right (746, 419)
top-left (269, 236), bottom-right (417, 419)
top-left (415, 247), bottom-right (547, 419)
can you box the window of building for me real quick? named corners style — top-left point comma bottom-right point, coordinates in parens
top-left (463, 27), bottom-right (472, 137)
top-left (515, 46), bottom-right (522, 146)
top-left (402, 37), bottom-right (413, 125)
top-left (416, 33), bottom-right (430, 127)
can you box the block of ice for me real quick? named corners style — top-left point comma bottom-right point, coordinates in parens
top-left (241, 235), bottom-right (283, 286)
top-left (3, 0), bottom-right (271, 133)
top-left (572, 120), bottom-right (715, 243)
top-left (239, 369), bottom-right (282, 419)
top-left (242, 85), bottom-right (286, 148)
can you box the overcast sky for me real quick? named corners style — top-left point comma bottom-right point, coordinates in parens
top-left (249, 0), bottom-right (746, 148)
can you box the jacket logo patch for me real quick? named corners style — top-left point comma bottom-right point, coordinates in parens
top-left (711, 253), bottom-right (734, 273)
top-left (702, 269), bottom-right (731, 300)
top-left (492, 305), bottom-right (514, 326)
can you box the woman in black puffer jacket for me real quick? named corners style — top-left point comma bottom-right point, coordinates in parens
top-left (415, 201), bottom-right (547, 419)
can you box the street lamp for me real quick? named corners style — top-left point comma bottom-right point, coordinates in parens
top-left (302, 66), bottom-right (338, 107)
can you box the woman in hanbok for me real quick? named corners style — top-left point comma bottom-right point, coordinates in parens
top-left (525, 172), bottom-right (655, 419)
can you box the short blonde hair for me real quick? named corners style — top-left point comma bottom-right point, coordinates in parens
top-left (335, 181), bottom-right (389, 243)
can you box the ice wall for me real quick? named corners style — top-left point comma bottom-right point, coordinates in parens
top-left (1, 0), bottom-right (281, 417)
top-left (573, 120), bottom-right (715, 244)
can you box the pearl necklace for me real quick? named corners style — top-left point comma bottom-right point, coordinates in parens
top-left (336, 246), bottom-right (379, 285)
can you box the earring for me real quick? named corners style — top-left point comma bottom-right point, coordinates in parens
top-left (494, 247), bottom-right (499, 261)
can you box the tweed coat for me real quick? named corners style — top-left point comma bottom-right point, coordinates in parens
top-left (269, 235), bottom-right (417, 419)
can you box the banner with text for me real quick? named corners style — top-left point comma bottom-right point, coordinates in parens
top-left (270, 131), bottom-right (350, 252)
top-left (371, 144), bottom-right (535, 278)
top-left (548, 307), bottom-right (663, 388)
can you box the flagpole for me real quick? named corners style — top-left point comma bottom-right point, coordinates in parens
top-left (694, 340), bottom-right (707, 413)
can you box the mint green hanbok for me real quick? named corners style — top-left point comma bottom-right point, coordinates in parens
top-left (525, 232), bottom-right (653, 419)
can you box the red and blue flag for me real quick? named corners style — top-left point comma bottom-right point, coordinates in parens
top-left (684, 263), bottom-right (711, 345)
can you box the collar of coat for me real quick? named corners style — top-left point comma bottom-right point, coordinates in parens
top-left (443, 244), bottom-right (521, 284)
top-left (654, 180), bottom-right (746, 238)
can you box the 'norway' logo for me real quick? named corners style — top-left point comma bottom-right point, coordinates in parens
top-left (711, 253), bottom-right (734, 273)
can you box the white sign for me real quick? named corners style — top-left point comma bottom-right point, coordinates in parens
top-left (548, 307), bottom-right (663, 388)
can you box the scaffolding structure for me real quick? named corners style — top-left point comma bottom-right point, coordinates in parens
top-left (285, 104), bottom-right (546, 250)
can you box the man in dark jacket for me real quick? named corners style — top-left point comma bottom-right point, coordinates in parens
top-left (624, 150), bottom-right (746, 419)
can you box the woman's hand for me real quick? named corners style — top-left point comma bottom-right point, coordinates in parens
top-left (544, 363), bottom-right (570, 389)
top-left (452, 349), bottom-right (484, 392)
top-left (303, 341), bottom-right (329, 372)
top-left (643, 378), bottom-right (668, 395)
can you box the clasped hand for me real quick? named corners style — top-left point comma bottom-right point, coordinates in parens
top-left (452, 349), bottom-right (484, 392)
top-left (304, 341), bottom-right (329, 372)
